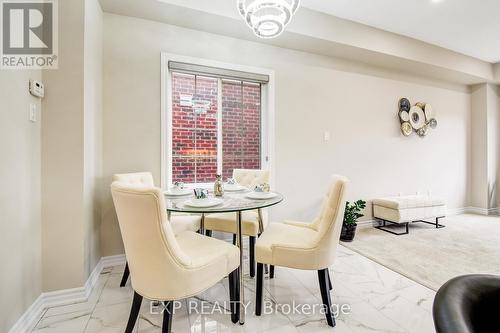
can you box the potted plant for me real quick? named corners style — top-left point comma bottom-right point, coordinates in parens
top-left (340, 200), bottom-right (367, 242)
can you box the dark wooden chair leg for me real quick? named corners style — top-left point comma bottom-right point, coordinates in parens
top-left (270, 265), bottom-right (275, 279)
top-left (205, 230), bottom-right (212, 237)
top-left (125, 291), bottom-right (142, 333)
top-left (228, 268), bottom-right (240, 323)
top-left (255, 263), bottom-right (264, 316)
top-left (162, 301), bottom-right (173, 333)
top-left (232, 234), bottom-right (236, 245)
top-left (120, 262), bottom-right (130, 287)
top-left (249, 236), bottom-right (256, 278)
top-left (318, 269), bottom-right (336, 327)
top-left (327, 269), bottom-right (333, 290)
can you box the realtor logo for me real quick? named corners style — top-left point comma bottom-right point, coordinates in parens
top-left (1, 0), bottom-right (58, 69)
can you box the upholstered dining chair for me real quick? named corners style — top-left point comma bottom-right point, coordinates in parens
top-left (111, 182), bottom-right (240, 333)
top-left (254, 175), bottom-right (349, 327)
top-left (204, 169), bottom-right (270, 277)
top-left (113, 172), bottom-right (201, 287)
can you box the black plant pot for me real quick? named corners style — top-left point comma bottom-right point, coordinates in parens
top-left (340, 223), bottom-right (357, 242)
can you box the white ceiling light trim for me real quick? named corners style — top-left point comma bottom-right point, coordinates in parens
top-left (238, 0), bottom-right (300, 39)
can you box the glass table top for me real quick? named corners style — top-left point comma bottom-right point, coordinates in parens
top-left (165, 190), bottom-right (284, 213)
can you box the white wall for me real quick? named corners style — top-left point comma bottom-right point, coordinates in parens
top-left (41, 0), bottom-right (86, 291)
top-left (102, 13), bottom-right (471, 255)
top-left (470, 83), bottom-right (500, 211)
top-left (486, 84), bottom-right (499, 209)
top-left (83, 0), bottom-right (103, 281)
top-left (471, 85), bottom-right (489, 209)
top-left (41, 0), bottom-right (103, 292)
top-left (0, 70), bottom-right (42, 332)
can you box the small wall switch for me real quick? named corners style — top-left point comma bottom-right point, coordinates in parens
top-left (29, 103), bottom-right (37, 122)
top-left (323, 131), bottom-right (331, 142)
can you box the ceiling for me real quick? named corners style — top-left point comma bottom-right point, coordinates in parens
top-left (301, 0), bottom-right (500, 63)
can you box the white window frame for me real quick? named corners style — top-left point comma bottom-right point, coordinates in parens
top-left (161, 53), bottom-right (275, 190)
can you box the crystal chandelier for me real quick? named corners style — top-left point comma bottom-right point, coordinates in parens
top-left (237, 0), bottom-right (301, 39)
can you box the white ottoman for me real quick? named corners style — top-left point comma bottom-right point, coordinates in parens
top-left (373, 195), bottom-right (446, 235)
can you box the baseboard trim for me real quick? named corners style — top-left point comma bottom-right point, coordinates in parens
top-left (8, 254), bottom-right (126, 333)
top-left (459, 207), bottom-right (499, 216)
top-left (356, 220), bottom-right (377, 229)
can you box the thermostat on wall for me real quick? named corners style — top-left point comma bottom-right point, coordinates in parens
top-left (29, 80), bottom-right (45, 98)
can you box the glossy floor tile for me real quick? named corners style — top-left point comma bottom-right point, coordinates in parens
top-left (32, 245), bottom-right (436, 333)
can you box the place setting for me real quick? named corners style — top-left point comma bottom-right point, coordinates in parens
top-left (163, 181), bottom-right (191, 197)
top-left (164, 174), bottom-right (282, 212)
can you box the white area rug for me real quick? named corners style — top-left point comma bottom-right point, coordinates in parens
top-left (342, 214), bottom-right (500, 291)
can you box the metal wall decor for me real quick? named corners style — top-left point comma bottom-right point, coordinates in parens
top-left (398, 98), bottom-right (437, 138)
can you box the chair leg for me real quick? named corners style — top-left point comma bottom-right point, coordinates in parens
top-left (318, 269), bottom-right (336, 327)
top-left (327, 269), bottom-right (333, 291)
top-left (162, 301), bottom-right (173, 333)
top-left (120, 262), bottom-right (130, 287)
top-left (232, 234), bottom-right (236, 245)
top-left (205, 230), bottom-right (212, 237)
top-left (255, 263), bottom-right (264, 316)
top-left (270, 265), bottom-right (275, 279)
top-left (228, 268), bottom-right (240, 323)
top-left (125, 291), bottom-right (142, 333)
top-left (249, 236), bottom-right (256, 278)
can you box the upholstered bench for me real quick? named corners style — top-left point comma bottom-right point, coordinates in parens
top-left (373, 195), bottom-right (446, 235)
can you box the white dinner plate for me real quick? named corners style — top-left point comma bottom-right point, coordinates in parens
top-left (409, 105), bottom-right (425, 130)
top-left (183, 198), bottom-right (223, 208)
top-left (245, 192), bottom-right (278, 200)
top-left (224, 184), bottom-right (247, 192)
top-left (164, 189), bottom-right (192, 197)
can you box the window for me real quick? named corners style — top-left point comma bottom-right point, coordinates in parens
top-left (165, 59), bottom-right (270, 186)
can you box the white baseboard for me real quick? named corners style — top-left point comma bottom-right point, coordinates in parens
top-left (7, 293), bottom-right (45, 333)
top-left (356, 220), bottom-right (377, 229)
top-left (8, 254), bottom-right (126, 333)
top-left (457, 207), bottom-right (499, 216)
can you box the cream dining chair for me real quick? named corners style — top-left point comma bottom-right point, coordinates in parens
top-left (204, 169), bottom-right (270, 277)
top-left (111, 182), bottom-right (240, 332)
top-left (113, 172), bottom-right (201, 287)
top-left (254, 175), bottom-right (349, 327)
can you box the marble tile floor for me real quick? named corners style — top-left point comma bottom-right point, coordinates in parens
top-left (31, 246), bottom-right (436, 333)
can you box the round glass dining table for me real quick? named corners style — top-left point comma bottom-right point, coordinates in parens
top-left (164, 190), bottom-right (284, 325)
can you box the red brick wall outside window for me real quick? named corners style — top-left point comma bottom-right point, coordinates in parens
top-left (171, 72), bottom-right (261, 184)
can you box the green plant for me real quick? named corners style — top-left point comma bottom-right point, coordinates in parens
top-left (343, 200), bottom-right (367, 226)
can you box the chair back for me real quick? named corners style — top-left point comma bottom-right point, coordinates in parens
top-left (113, 172), bottom-right (154, 186)
top-left (110, 182), bottom-right (191, 300)
top-left (434, 274), bottom-right (500, 333)
top-left (233, 169), bottom-right (270, 189)
top-left (311, 175), bottom-right (349, 267)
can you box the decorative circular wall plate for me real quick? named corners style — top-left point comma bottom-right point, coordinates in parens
top-left (401, 122), bottom-right (412, 136)
top-left (399, 98), bottom-right (411, 112)
top-left (399, 110), bottom-right (410, 122)
top-left (416, 102), bottom-right (426, 109)
top-left (417, 126), bottom-right (427, 138)
top-left (424, 104), bottom-right (434, 120)
top-left (409, 106), bottom-right (425, 130)
top-left (428, 118), bottom-right (438, 129)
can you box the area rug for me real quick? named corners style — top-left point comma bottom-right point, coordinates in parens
top-left (342, 214), bottom-right (500, 291)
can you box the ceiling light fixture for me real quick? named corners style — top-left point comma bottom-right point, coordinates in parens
top-left (237, 0), bottom-right (300, 39)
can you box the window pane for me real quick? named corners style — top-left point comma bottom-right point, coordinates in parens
top-left (222, 80), bottom-right (261, 180)
top-left (171, 72), bottom-right (261, 185)
top-left (172, 73), bottom-right (218, 183)
top-left (242, 82), bottom-right (261, 169)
